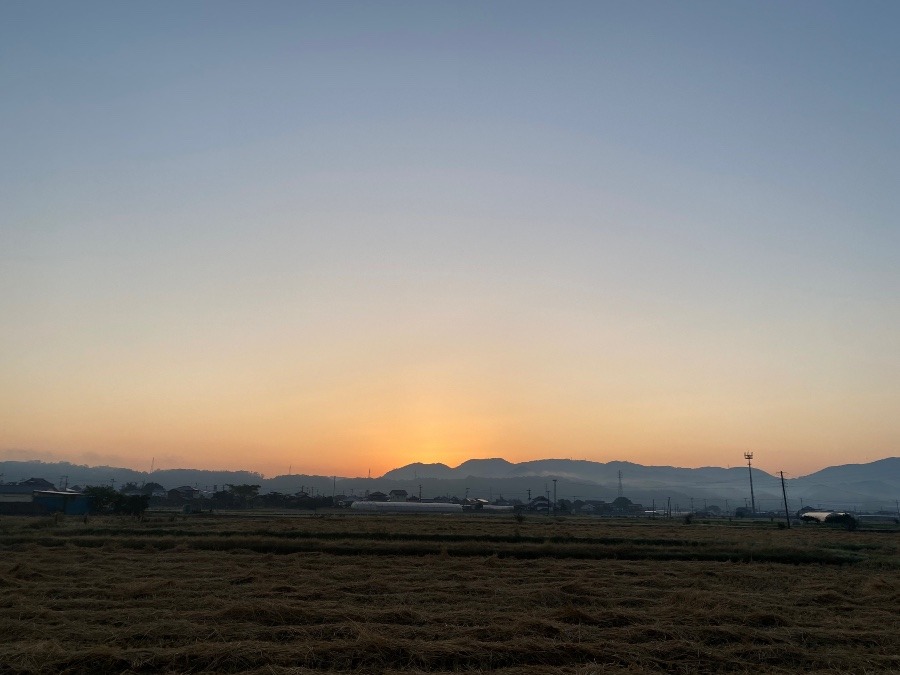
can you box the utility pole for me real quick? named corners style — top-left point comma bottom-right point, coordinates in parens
top-left (744, 452), bottom-right (756, 514)
top-left (780, 471), bottom-right (791, 529)
top-left (527, 488), bottom-right (531, 502)
top-left (618, 471), bottom-right (623, 499)
top-left (667, 497), bottom-right (671, 518)
top-left (552, 479), bottom-right (557, 516)
top-left (690, 497), bottom-right (694, 514)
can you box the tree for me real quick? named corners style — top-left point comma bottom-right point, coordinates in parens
top-left (225, 484), bottom-right (260, 508)
top-left (120, 494), bottom-right (150, 516)
top-left (612, 496), bottom-right (633, 512)
top-left (83, 486), bottom-right (122, 513)
top-left (210, 489), bottom-right (237, 509)
top-left (83, 486), bottom-right (149, 515)
top-left (825, 512), bottom-right (858, 531)
top-left (142, 482), bottom-right (165, 496)
top-left (259, 492), bottom-right (288, 508)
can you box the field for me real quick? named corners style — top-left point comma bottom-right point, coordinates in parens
top-left (1, 513), bottom-right (898, 674)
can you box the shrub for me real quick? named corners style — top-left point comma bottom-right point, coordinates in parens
top-left (824, 513), bottom-right (858, 531)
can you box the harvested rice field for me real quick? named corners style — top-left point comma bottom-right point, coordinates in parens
top-left (1, 514), bottom-right (898, 674)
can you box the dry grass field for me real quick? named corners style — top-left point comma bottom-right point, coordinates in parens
top-left (1, 513), bottom-right (898, 674)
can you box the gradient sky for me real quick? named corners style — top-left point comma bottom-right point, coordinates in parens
top-left (2, 1), bottom-right (898, 478)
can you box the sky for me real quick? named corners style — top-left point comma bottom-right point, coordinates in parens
top-left (1, 1), bottom-right (898, 479)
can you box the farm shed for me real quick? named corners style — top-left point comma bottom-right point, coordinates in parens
top-left (33, 491), bottom-right (89, 515)
top-left (0, 483), bottom-right (38, 504)
top-left (0, 485), bottom-right (88, 515)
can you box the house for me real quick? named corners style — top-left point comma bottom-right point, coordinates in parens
top-left (19, 477), bottom-right (57, 491)
top-left (527, 496), bottom-right (550, 512)
top-left (366, 491), bottom-right (389, 502)
top-left (168, 486), bottom-right (201, 500)
top-left (388, 489), bottom-right (408, 502)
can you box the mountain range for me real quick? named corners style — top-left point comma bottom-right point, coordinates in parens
top-left (381, 457), bottom-right (900, 511)
top-left (1, 456), bottom-right (897, 512)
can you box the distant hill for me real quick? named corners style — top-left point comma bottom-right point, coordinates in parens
top-left (795, 457), bottom-right (900, 483)
top-left (0, 460), bottom-right (265, 493)
top-left (383, 457), bottom-right (769, 486)
top-left (383, 456), bottom-right (900, 510)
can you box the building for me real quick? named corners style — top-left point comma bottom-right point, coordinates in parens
top-left (0, 482), bottom-right (38, 504)
top-left (19, 478), bottom-right (57, 491)
top-left (527, 496), bottom-right (550, 513)
top-left (0, 480), bottom-right (87, 515)
top-left (33, 491), bottom-right (89, 515)
top-left (168, 486), bottom-right (201, 500)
